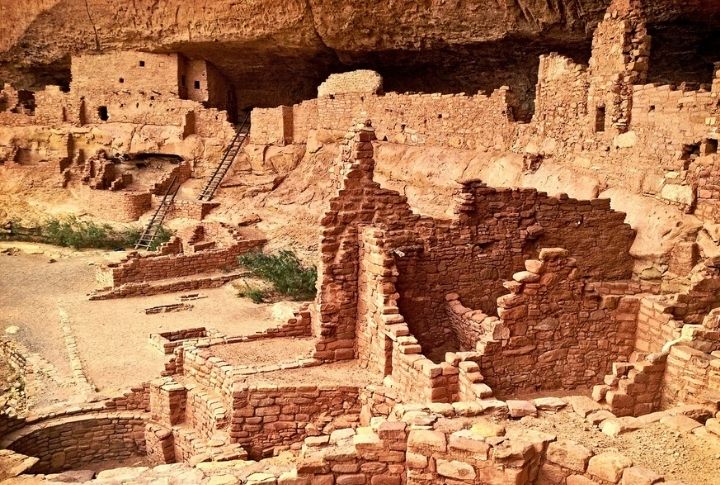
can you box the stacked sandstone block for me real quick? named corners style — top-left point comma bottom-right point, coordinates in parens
top-left (230, 384), bottom-right (361, 458)
top-left (593, 354), bottom-right (667, 416)
top-left (662, 344), bottom-right (720, 408)
top-left (296, 421), bottom-right (406, 485)
top-left (5, 412), bottom-right (147, 474)
top-left (479, 248), bottom-right (638, 394)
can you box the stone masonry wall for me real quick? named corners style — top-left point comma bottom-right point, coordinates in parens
top-left (71, 52), bottom-right (182, 97)
top-left (314, 122), bottom-right (421, 363)
top-left (317, 122), bottom-right (635, 374)
top-left (104, 230), bottom-right (264, 286)
top-left (78, 186), bottom-right (152, 222)
top-left (587, 0), bottom-right (649, 136)
top-left (251, 86), bottom-right (517, 152)
top-left (354, 224), bottom-right (461, 403)
top-left (394, 183), bottom-right (635, 359)
top-left (662, 344), bottom-right (720, 408)
top-left (478, 248), bottom-right (639, 395)
top-left (230, 384), bottom-right (362, 459)
top-left (6, 412), bottom-right (148, 474)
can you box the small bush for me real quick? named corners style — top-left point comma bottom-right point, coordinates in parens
top-left (124, 225), bottom-right (173, 251)
top-left (240, 287), bottom-right (268, 304)
top-left (38, 216), bottom-right (172, 250)
top-left (239, 250), bottom-right (317, 301)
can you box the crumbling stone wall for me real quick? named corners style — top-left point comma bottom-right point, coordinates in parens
top-left (102, 225), bottom-right (265, 286)
top-left (317, 70), bottom-right (383, 98)
top-left (317, 122), bottom-right (635, 376)
top-left (394, 183), bottom-right (634, 358)
top-left (314, 123), bottom-right (420, 363)
top-left (478, 249), bottom-right (639, 395)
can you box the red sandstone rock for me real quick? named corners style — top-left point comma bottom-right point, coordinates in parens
top-left (621, 466), bottom-right (663, 485)
top-left (547, 440), bottom-right (593, 473)
top-left (507, 400), bottom-right (538, 418)
top-left (659, 415), bottom-right (703, 433)
top-left (588, 452), bottom-right (634, 483)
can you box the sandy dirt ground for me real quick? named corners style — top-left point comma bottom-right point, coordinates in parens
top-left (0, 242), bottom-right (297, 409)
top-left (210, 337), bottom-right (316, 367)
top-left (239, 361), bottom-right (378, 387)
top-left (511, 409), bottom-right (720, 485)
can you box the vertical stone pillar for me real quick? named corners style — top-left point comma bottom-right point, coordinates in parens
top-left (144, 423), bottom-right (175, 464)
top-left (149, 378), bottom-right (187, 427)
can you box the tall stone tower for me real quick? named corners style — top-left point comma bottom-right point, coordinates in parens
top-left (587, 0), bottom-right (650, 135)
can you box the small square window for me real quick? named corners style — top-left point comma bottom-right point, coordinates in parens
top-left (139, 60), bottom-right (145, 67)
top-left (119, 78), bottom-right (125, 83)
top-left (705, 138), bottom-right (718, 155)
top-left (194, 80), bottom-right (201, 89)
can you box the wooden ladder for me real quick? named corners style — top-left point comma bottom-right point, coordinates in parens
top-left (135, 175), bottom-right (179, 250)
top-left (197, 113), bottom-right (250, 201)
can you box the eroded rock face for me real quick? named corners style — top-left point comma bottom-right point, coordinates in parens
top-left (2, 0), bottom-right (719, 109)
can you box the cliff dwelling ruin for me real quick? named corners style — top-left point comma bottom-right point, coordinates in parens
top-left (1, 0), bottom-right (720, 484)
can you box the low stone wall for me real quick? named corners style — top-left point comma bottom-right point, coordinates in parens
top-left (91, 271), bottom-right (244, 300)
top-left (102, 227), bottom-right (265, 287)
top-left (295, 401), bottom-right (691, 485)
top-left (445, 294), bottom-right (492, 352)
top-left (662, 344), bottom-right (720, 408)
top-left (149, 327), bottom-right (211, 354)
top-left (3, 412), bottom-right (148, 473)
top-left (230, 384), bottom-right (362, 459)
top-left (166, 200), bottom-right (218, 221)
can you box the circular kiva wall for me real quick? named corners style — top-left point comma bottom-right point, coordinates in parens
top-left (4, 412), bottom-right (148, 473)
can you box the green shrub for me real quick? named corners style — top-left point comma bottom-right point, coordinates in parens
top-left (239, 287), bottom-right (268, 304)
top-left (123, 225), bottom-right (173, 251)
top-left (239, 250), bottom-right (317, 301)
top-left (38, 216), bottom-right (172, 250)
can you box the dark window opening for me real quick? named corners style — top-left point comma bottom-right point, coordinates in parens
top-left (13, 90), bottom-right (36, 115)
top-left (119, 78), bottom-right (125, 84)
top-left (682, 142), bottom-right (701, 161)
top-left (194, 80), bottom-right (201, 89)
top-left (649, 105), bottom-right (655, 112)
top-left (594, 106), bottom-right (606, 133)
top-left (139, 60), bottom-right (145, 67)
top-left (98, 106), bottom-right (109, 121)
top-left (704, 138), bottom-right (718, 155)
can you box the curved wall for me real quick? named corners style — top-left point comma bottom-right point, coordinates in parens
top-left (5, 412), bottom-right (147, 473)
